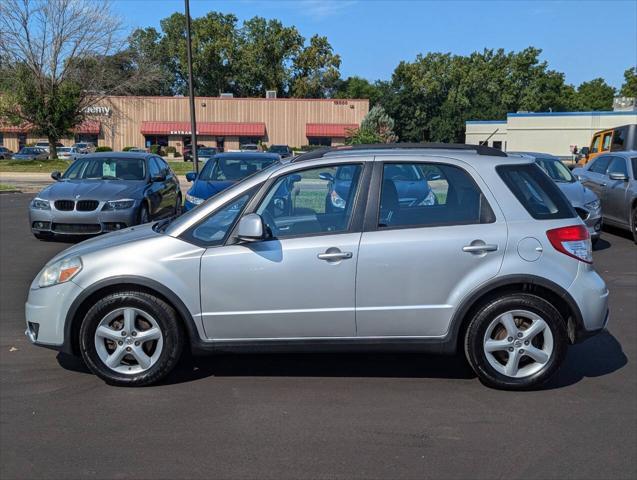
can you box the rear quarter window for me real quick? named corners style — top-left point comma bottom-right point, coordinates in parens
top-left (497, 164), bottom-right (576, 220)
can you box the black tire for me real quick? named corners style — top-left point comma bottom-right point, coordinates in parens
top-left (631, 207), bottom-right (637, 245)
top-left (79, 290), bottom-right (184, 386)
top-left (175, 193), bottom-right (182, 215)
top-left (464, 293), bottom-right (567, 390)
top-left (138, 203), bottom-right (150, 224)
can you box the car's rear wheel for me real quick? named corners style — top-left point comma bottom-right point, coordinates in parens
top-left (464, 294), bottom-right (567, 390)
top-left (175, 193), bottom-right (182, 215)
top-left (79, 290), bottom-right (183, 386)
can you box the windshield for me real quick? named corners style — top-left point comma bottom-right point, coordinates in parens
top-left (198, 156), bottom-right (277, 181)
top-left (268, 145), bottom-right (288, 153)
top-left (20, 148), bottom-right (42, 154)
top-left (535, 157), bottom-right (575, 183)
top-left (63, 157), bottom-right (146, 180)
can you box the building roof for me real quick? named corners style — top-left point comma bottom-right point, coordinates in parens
top-left (140, 121), bottom-right (266, 136)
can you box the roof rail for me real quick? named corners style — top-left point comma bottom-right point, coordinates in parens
top-left (292, 142), bottom-right (508, 162)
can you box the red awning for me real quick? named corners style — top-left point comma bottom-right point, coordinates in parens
top-left (74, 120), bottom-right (100, 134)
top-left (0, 123), bottom-right (30, 133)
top-left (140, 121), bottom-right (266, 137)
top-left (306, 123), bottom-right (358, 138)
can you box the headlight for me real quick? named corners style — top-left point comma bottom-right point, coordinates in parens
top-left (102, 199), bottom-right (135, 211)
top-left (329, 190), bottom-right (346, 209)
top-left (186, 193), bottom-right (204, 205)
top-left (31, 197), bottom-right (50, 210)
top-left (420, 190), bottom-right (437, 206)
top-left (585, 199), bottom-right (600, 210)
top-left (38, 256), bottom-right (82, 288)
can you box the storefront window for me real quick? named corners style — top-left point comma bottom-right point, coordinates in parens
top-left (239, 137), bottom-right (261, 146)
top-left (308, 137), bottom-right (332, 147)
top-left (145, 135), bottom-right (168, 148)
top-left (75, 134), bottom-right (98, 145)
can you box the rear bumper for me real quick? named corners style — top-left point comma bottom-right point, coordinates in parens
top-left (568, 262), bottom-right (609, 342)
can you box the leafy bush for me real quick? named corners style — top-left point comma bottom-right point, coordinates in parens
top-left (95, 146), bottom-right (113, 152)
top-left (299, 145), bottom-right (328, 152)
top-left (173, 151), bottom-right (182, 157)
top-left (165, 146), bottom-right (177, 154)
top-left (149, 144), bottom-right (164, 156)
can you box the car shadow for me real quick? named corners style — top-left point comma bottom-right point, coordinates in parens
top-left (541, 331), bottom-right (627, 390)
top-left (593, 237), bottom-right (611, 251)
top-left (602, 224), bottom-right (634, 242)
top-left (56, 331), bottom-right (626, 390)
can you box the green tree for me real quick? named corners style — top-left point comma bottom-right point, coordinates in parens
top-left (290, 35), bottom-right (341, 98)
top-left (0, 0), bottom-right (158, 157)
top-left (572, 78), bottom-right (615, 110)
top-left (334, 76), bottom-right (382, 105)
top-left (620, 67), bottom-right (637, 97)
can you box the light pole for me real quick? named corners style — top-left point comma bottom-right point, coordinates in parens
top-left (184, 0), bottom-right (199, 173)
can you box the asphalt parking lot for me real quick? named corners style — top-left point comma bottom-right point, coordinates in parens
top-left (0, 192), bottom-right (635, 480)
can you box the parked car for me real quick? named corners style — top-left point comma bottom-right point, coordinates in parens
top-left (268, 144), bottom-right (293, 159)
top-left (0, 146), bottom-right (14, 159)
top-left (576, 124), bottom-right (636, 166)
top-left (183, 144), bottom-right (206, 162)
top-left (510, 152), bottom-right (602, 245)
top-left (197, 147), bottom-right (219, 163)
top-left (28, 152), bottom-right (181, 240)
top-left (183, 152), bottom-right (280, 211)
top-left (240, 143), bottom-right (261, 152)
top-left (34, 141), bottom-right (64, 152)
top-left (56, 146), bottom-right (81, 161)
top-left (12, 147), bottom-right (48, 161)
top-left (25, 144), bottom-right (608, 389)
top-left (72, 142), bottom-right (96, 154)
top-left (573, 151), bottom-right (637, 243)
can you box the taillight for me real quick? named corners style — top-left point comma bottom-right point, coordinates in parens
top-left (546, 225), bottom-right (592, 264)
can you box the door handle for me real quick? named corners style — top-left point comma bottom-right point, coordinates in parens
top-left (462, 244), bottom-right (498, 253)
top-left (317, 251), bottom-right (353, 261)
top-left (600, 183), bottom-right (607, 187)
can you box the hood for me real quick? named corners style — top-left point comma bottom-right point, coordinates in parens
top-left (189, 179), bottom-right (236, 200)
top-left (556, 181), bottom-right (598, 207)
top-left (46, 223), bottom-right (159, 266)
top-left (38, 179), bottom-right (146, 201)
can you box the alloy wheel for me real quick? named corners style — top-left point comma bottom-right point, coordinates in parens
top-left (94, 307), bottom-right (163, 374)
top-left (483, 309), bottom-right (554, 378)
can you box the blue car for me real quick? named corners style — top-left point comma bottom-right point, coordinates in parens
top-left (184, 152), bottom-right (280, 211)
top-left (320, 163), bottom-right (439, 213)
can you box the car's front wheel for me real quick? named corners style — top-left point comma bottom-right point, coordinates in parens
top-left (79, 290), bottom-right (184, 386)
top-left (631, 207), bottom-right (637, 244)
top-left (464, 293), bottom-right (567, 390)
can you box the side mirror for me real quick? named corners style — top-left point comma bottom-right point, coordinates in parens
top-left (609, 172), bottom-right (628, 181)
top-left (580, 147), bottom-right (589, 156)
top-left (151, 173), bottom-right (166, 182)
top-left (185, 171), bottom-right (197, 182)
top-left (237, 213), bottom-right (268, 242)
top-left (288, 174), bottom-right (302, 184)
top-left (51, 171), bottom-right (61, 181)
top-left (427, 173), bottom-right (442, 181)
top-left (319, 172), bottom-right (334, 182)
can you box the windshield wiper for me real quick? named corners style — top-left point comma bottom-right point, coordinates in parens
top-left (100, 175), bottom-right (120, 180)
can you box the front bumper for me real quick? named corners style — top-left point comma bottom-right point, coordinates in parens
top-left (29, 203), bottom-right (139, 235)
top-left (25, 280), bottom-right (84, 349)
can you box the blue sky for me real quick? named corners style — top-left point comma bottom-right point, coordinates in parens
top-left (112, 0), bottom-right (637, 88)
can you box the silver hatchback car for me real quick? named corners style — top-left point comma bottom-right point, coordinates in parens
top-left (25, 144), bottom-right (609, 389)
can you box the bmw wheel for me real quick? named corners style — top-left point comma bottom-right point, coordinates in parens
top-left (79, 290), bottom-right (183, 386)
top-left (138, 204), bottom-right (150, 224)
top-left (464, 294), bottom-right (567, 390)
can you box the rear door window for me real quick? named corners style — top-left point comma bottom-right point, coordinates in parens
top-left (497, 164), bottom-right (575, 220)
top-left (602, 132), bottom-right (612, 151)
top-left (607, 157), bottom-right (628, 177)
top-left (378, 163), bottom-right (495, 228)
